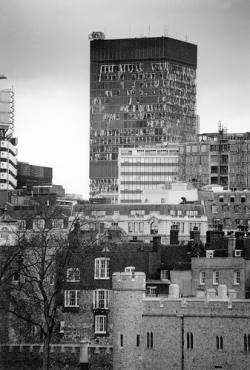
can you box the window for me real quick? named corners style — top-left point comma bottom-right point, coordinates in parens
top-left (136, 334), bottom-right (140, 347)
top-left (94, 258), bottom-right (110, 279)
top-left (216, 336), bottom-right (223, 350)
top-left (93, 290), bottom-right (109, 309)
top-left (230, 196), bottom-right (235, 203)
top-left (130, 209), bottom-right (145, 217)
top-left (212, 205), bottom-right (218, 214)
top-left (241, 196), bottom-right (246, 203)
top-left (200, 271), bottom-right (206, 285)
top-left (146, 332), bottom-right (153, 348)
top-left (206, 250), bottom-right (214, 259)
top-left (234, 250), bottom-right (242, 257)
top-left (120, 334), bottom-right (123, 347)
top-left (219, 196), bottom-right (224, 203)
top-left (187, 332), bottom-right (193, 350)
top-left (233, 270), bottom-right (240, 285)
top-left (66, 268), bottom-right (80, 282)
top-left (64, 290), bottom-right (80, 307)
top-left (52, 219), bottom-right (64, 229)
top-left (186, 210), bottom-right (198, 217)
top-left (125, 266), bottom-right (135, 273)
top-left (160, 270), bottom-right (169, 280)
top-left (213, 271), bottom-right (219, 285)
top-left (33, 218), bottom-right (45, 229)
top-left (148, 286), bottom-right (157, 296)
top-left (139, 222), bottom-right (144, 233)
top-left (244, 334), bottom-right (250, 352)
top-left (128, 222), bottom-right (133, 233)
top-left (95, 315), bottom-right (106, 334)
top-left (170, 209), bottom-right (176, 216)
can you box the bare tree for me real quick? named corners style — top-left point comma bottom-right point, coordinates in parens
top-left (1, 210), bottom-right (72, 370)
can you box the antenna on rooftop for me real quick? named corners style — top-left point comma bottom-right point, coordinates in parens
top-left (148, 24), bottom-right (151, 37)
top-left (185, 33), bottom-right (189, 42)
top-left (218, 121), bottom-right (227, 135)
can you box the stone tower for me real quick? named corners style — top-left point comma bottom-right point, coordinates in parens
top-left (112, 270), bottom-right (145, 370)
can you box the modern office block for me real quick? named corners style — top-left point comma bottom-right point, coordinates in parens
top-left (17, 162), bottom-right (53, 188)
top-left (118, 145), bottom-right (179, 203)
top-left (89, 35), bottom-right (198, 196)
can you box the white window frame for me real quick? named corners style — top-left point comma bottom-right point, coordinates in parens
top-left (213, 271), bottom-right (219, 285)
top-left (200, 271), bottom-right (206, 285)
top-left (95, 315), bottom-right (107, 334)
top-left (233, 270), bottom-right (240, 285)
top-left (64, 290), bottom-right (80, 307)
top-left (52, 219), bottom-right (64, 229)
top-left (160, 270), bottom-right (168, 280)
top-left (93, 289), bottom-right (109, 309)
top-left (148, 286), bottom-right (157, 296)
top-left (66, 268), bottom-right (80, 282)
top-left (234, 250), bottom-right (242, 257)
top-left (94, 258), bottom-right (110, 279)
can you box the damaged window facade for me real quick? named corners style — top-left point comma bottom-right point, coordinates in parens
top-left (89, 37), bottom-right (198, 196)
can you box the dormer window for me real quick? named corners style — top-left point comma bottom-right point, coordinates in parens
top-left (125, 266), bottom-right (135, 273)
top-left (66, 268), bottom-right (80, 282)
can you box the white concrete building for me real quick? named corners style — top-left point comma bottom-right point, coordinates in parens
top-left (118, 145), bottom-right (179, 203)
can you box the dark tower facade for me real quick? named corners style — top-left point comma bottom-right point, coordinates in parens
top-left (90, 36), bottom-right (198, 196)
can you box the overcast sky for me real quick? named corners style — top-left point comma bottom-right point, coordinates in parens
top-left (0, 0), bottom-right (249, 198)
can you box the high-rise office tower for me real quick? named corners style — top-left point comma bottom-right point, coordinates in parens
top-left (89, 34), bottom-right (198, 197)
top-left (0, 88), bottom-right (17, 191)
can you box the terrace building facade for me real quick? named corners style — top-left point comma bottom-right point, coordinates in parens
top-left (179, 129), bottom-right (250, 190)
